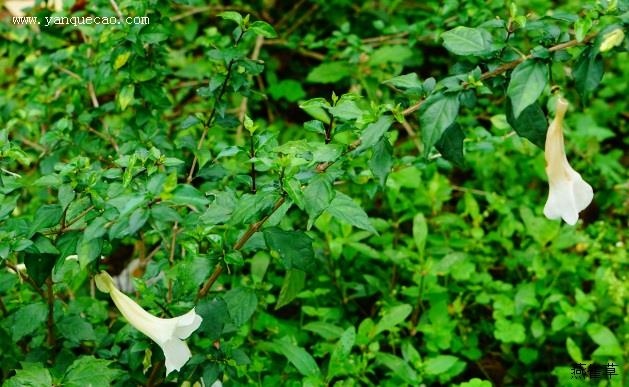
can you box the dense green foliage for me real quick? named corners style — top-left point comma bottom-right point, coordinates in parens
top-left (1, 0), bottom-right (627, 386)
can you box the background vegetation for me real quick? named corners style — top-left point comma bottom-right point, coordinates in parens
top-left (0, 0), bottom-right (627, 386)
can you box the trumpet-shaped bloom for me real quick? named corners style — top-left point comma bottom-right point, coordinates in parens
top-left (95, 271), bottom-right (202, 375)
top-left (543, 98), bottom-right (593, 225)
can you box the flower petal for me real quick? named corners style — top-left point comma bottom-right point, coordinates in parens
top-left (161, 337), bottom-right (192, 376)
top-left (173, 308), bottom-right (203, 339)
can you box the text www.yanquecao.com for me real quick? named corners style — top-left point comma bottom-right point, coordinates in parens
top-left (12, 15), bottom-right (149, 27)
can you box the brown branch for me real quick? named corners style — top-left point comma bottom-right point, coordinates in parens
top-left (187, 30), bottom-right (245, 183)
top-left (236, 35), bottom-right (265, 143)
top-left (109, 0), bottom-right (124, 20)
top-left (402, 33), bottom-right (598, 117)
top-left (167, 221), bottom-right (178, 303)
top-left (46, 277), bottom-right (55, 346)
top-left (145, 360), bottom-right (163, 387)
top-left (196, 197), bottom-right (286, 300)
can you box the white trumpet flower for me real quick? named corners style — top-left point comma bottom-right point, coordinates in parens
top-left (542, 97), bottom-right (593, 225)
top-left (94, 271), bottom-right (202, 376)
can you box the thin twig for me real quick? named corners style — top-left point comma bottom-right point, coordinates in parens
top-left (187, 30), bottom-right (245, 183)
top-left (109, 0), bottom-right (124, 20)
top-left (167, 222), bottom-right (178, 303)
top-left (196, 197), bottom-right (286, 300)
top-left (236, 35), bottom-right (265, 143)
top-left (46, 277), bottom-right (55, 346)
top-left (402, 33), bottom-right (598, 116)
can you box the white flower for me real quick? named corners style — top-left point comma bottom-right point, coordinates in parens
top-left (94, 271), bottom-right (202, 376)
top-left (543, 97), bottom-right (593, 225)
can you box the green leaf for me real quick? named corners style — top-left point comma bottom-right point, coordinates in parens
top-left (249, 21), bottom-right (277, 38)
top-left (412, 213), bottom-right (428, 257)
top-left (23, 253), bottom-right (56, 286)
top-left (326, 191), bottom-right (376, 234)
top-left (586, 323), bottom-right (622, 357)
top-left (264, 339), bottom-right (321, 376)
top-left (327, 327), bottom-right (356, 379)
top-left (507, 60), bottom-right (547, 119)
top-left (77, 236), bottom-right (102, 269)
top-left (369, 137), bottom-right (394, 186)
top-left (63, 356), bottom-right (121, 387)
top-left (424, 355), bottom-right (460, 375)
top-left (374, 304), bottom-right (412, 335)
top-left (268, 79), bottom-right (306, 102)
top-left (117, 84), bottom-right (135, 111)
top-left (58, 184), bottom-right (75, 209)
top-left (113, 51), bottom-right (131, 70)
top-left (494, 319), bottom-right (526, 344)
top-left (219, 11), bottom-right (243, 27)
top-left (566, 337), bottom-right (583, 362)
top-left (9, 303), bottom-right (47, 340)
top-left (382, 73), bottom-right (423, 90)
top-left (376, 353), bottom-right (418, 383)
top-left (275, 269), bottom-right (306, 309)
top-left (222, 287), bottom-right (257, 327)
top-left (574, 17), bottom-right (592, 42)
top-left (58, 315), bottom-right (96, 343)
top-left (29, 204), bottom-right (63, 236)
top-left (441, 26), bottom-right (494, 56)
top-left (419, 93), bottom-right (460, 157)
top-left (84, 217), bottom-right (108, 241)
top-left (196, 298), bottom-right (229, 340)
top-left (302, 322), bottom-right (344, 340)
top-left (506, 101), bottom-right (547, 148)
top-left (435, 122), bottom-right (465, 167)
top-left (263, 227), bottom-right (316, 273)
top-left (573, 47), bottom-right (603, 99)
top-left (356, 115), bottom-right (394, 152)
top-left (306, 62), bottom-right (352, 84)
top-left (303, 175), bottom-right (335, 226)
top-left (170, 185), bottom-right (209, 209)
top-left (3, 363), bottom-right (52, 387)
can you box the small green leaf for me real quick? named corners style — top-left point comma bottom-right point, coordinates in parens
top-left (275, 269), bottom-right (306, 309)
top-left (586, 323), bottom-right (622, 357)
top-left (357, 115), bottom-right (394, 152)
top-left (566, 337), bottom-right (583, 362)
top-left (574, 17), bottom-right (592, 42)
top-left (24, 253), bottom-right (57, 286)
top-left (222, 287), bottom-right (257, 327)
top-left (63, 356), bottom-right (121, 387)
top-left (9, 303), bottom-right (48, 340)
top-left (263, 227), bottom-right (316, 273)
top-left (327, 327), bottom-right (356, 379)
top-left (117, 84), bottom-right (135, 111)
top-left (262, 339), bottom-right (321, 376)
top-left (3, 363), bottom-right (52, 387)
top-left (435, 122), bottom-right (465, 167)
top-left (374, 304), bottom-right (412, 335)
top-left (113, 51), bottom-right (131, 70)
top-left (573, 47), bottom-right (603, 99)
top-left (249, 21), bottom-right (277, 38)
top-left (382, 73), bottom-right (423, 90)
top-left (507, 60), bottom-right (547, 119)
top-left (326, 191), bottom-right (376, 234)
top-left (441, 26), bottom-right (494, 56)
top-left (29, 204), bottom-right (63, 236)
top-left (424, 355), bottom-right (459, 375)
top-left (419, 93), bottom-right (460, 157)
top-left (219, 11), bottom-right (243, 27)
top-left (306, 62), bottom-right (352, 84)
top-left (506, 101), bottom-right (547, 148)
top-left (369, 137), bottom-right (393, 186)
top-left (412, 213), bottom-right (428, 257)
top-left (303, 175), bottom-right (335, 226)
